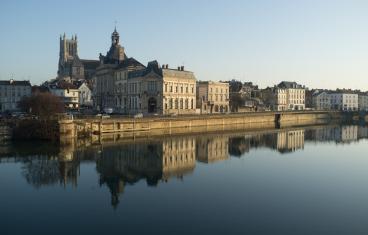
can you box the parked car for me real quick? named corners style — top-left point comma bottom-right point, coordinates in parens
top-left (103, 107), bottom-right (114, 114)
top-left (134, 113), bottom-right (143, 118)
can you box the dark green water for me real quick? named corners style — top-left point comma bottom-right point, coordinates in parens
top-left (1, 125), bottom-right (368, 235)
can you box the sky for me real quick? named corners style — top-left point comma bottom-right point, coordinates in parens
top-left (0, 0), bottom-right (368, 90)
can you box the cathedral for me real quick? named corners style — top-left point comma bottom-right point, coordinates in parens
top-left (57, 33), bottom-right (100, 81)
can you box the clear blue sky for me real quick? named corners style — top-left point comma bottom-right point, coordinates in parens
top-left (0, 0), bottom-right (368, 90)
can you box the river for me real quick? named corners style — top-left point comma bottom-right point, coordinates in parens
top-left (1, 124), bottom-right (368, 234)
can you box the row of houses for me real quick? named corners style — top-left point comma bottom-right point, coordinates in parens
top-left (0, 78), bottom-right (92, 113)
top-left (312, 90), bottom-right (368, 111)
top-left (0, 76), bottom-right (230, 115)
top-left (1, 30), bottom-right (367, 114)
top-left (3, 76), bottom-right (368, 114)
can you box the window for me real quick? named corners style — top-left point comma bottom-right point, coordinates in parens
top-left (165, 83), bottom-right (167, 92)
top-left (148, 81), bottom-right (156, 91)
top-left (186, 86), bottom-right (188, 93)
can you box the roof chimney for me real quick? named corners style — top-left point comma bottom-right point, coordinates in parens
top-left (177, 66), bottom-right (180, 71)
top-left (162, 64), bottom-right (165, 69)
top-left (166, 64), bottom-right (168, 69)
top-left (181, 66), bottom-right (184, 71)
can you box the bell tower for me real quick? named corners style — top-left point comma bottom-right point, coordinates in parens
top-left (58, 33), bottom-right (79, 77)
top-left (111, 27), bottom-right (120, 46)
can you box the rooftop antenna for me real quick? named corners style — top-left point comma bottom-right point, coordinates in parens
top-left (114, 20), bottom-right (117, 31)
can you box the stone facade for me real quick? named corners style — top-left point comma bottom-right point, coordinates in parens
top-left (0, 80), bottom-right (32, 112)
top-left (93, 29), bottom-right (197, 115)
top-left (313, 90), bottom-right (359, 111)
top-left (196, 81), bottom-right (229, 114)
top-left (263, 81), bottom-right (305, 111)
top-left (78, 82), bottom-right (92, 107)
top-left (312, 91), bottom-right (330, 110)
top-left (329, 92), bottom-right (358, 111)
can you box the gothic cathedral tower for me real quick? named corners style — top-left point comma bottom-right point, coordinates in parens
top-left (58, 33), bottom-right (79, 78)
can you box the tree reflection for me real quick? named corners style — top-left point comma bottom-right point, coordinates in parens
top-left (21, 157), bottom-right (60, 188)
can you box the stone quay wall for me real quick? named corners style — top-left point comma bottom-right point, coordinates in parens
top-left (59, 111), bottom-right (342, 144)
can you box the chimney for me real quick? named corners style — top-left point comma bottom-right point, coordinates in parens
top-left (166, 64), bottom-right (168, 69)
top-left (162, 64), bottom-right (165, 69)
top-left (177, 66), bottom-right (180, 70)
top-left (181, 66), bottom-right (184, 71)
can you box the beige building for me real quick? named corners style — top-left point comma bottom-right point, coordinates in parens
top-left (93, 29), bottom-right (196, 115)
top-left (196, 81), bottom-right (229, 113)
top-left (263, 81), bottom-right (305, 111)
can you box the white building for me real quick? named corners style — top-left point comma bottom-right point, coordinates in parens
top-left (273, 81), bottom-right (305, 111)
top-left (312, 91), bottom-right (330, 110)
top-left (312, 91), bottom-right (359, 111)
top-left (0, 80), bottom-right (32, 112)
top-left (49, 82), bottom-right (79, 110)
top-left (77, 82), bottom-right (92, 107)
top-left (329, 92), bottom-right (358, 111)
top-left (358, 93), bottom-right (368, 111)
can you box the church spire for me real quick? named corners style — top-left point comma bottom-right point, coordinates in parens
top-left (111, 27), bottom-right (120, 46)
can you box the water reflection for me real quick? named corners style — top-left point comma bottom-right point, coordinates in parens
top-left (1, 124), bottom-right (368, 208)
top-left (96, 137), bottom-right (196, 208)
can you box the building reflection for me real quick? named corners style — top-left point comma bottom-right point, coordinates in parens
top-left (228, 129), bottom-right (305, 156)
top-left (305, 125), bottom-right (362, 143)
top-left (196, 136), bottom-right (229, 163)
top-left (96, 136), bottom-right (196, 208)
top-left (1, 125), bottom-right (368, 208)
top-left (275, 130), bottom-right (305, 153)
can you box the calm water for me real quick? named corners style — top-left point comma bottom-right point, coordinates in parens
top-left (1, 125), bottom-right (368, 235)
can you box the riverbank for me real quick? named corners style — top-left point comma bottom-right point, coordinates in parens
top-left (59, 111), bottom-right (344, 145)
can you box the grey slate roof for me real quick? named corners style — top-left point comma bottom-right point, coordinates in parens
top-left (0, 80), bottom-right (31, 86)
top-left (277, 81), bottom-right (304, 89)
top-left (81, 59), bottom-right (100, 70)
